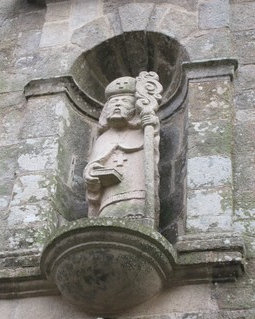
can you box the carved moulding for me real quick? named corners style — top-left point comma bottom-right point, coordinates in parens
top-left (0, 229), bottom-right (245, 300)
top-left (39, 219), bottom-right (245, 316)
top-left (40, 219), bottom-right (176, 315)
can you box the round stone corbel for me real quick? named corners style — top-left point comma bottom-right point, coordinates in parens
top-left (40, 218), bottom-right (177, 316)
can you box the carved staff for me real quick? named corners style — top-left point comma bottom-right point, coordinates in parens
top-left (135, 71), bottom-right (163, 224)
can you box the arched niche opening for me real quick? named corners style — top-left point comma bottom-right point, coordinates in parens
top-left (69, 31), bottom-right (189, 243)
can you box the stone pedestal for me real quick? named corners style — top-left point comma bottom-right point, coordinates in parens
top-left (40, 218), bottom-right (176, 316)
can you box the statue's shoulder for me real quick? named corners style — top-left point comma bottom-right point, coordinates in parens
top-left (119, 128), bottom-right (144, 150)
top-left (96, 129), bottom-right (117, 144)
top-left (95, 128), bottom-right (144, 150)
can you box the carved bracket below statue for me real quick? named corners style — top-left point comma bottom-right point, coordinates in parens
top-left (37, 219), bottom-right (245, 316)
top-left (40, 219), bottom-right (176, 316)
top-left (0, 221), bottom-right (245, 312)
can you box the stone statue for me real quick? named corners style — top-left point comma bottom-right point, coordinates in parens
top-left (83, 72), bottom-right (163, 228)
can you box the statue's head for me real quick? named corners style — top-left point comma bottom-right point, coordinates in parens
top-left (99, 77), bottom-right (139, 130)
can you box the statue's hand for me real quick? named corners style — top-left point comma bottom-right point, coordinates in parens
top-left (83, 162), bottom-right (104, 192)
top-left (141, 113), bottom-right (158, 128)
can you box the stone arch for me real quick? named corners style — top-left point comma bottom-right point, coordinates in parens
top-left (70, 30), bottom-right (189, 120)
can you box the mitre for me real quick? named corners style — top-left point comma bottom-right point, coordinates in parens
top-left (105, 76), bottom-right (136, 99)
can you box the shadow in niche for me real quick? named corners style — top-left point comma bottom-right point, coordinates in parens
top-left (68, 31), bottom-right (189, 243)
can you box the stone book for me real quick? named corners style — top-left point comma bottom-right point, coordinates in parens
top-left (91, 168), bottom-right (123, 187)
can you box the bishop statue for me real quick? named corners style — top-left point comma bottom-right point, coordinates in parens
top-left (83, 72), bottom-right (163, 228)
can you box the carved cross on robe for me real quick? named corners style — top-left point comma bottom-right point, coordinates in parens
top-left (113, 151), bottom-right (128, 167)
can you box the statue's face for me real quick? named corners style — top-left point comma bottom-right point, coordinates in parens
top-left (106, 95), bottom-right (136, 128)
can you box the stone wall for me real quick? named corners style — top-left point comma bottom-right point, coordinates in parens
top-left (0, 0), bottom-right (255, 318)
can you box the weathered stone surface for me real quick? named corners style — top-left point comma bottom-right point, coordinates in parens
top-left (160, 111), bottom-right (187, 163)
top-left (231, 2), bottom-right (255, 31)
top-left (54, 176), bottom-right (87, 220)
top-left (53, 97), bottom-right (92, 220)
top-left (146, 4), bottom-right (169, 32)
top-left (70, 29), bottom-right (187, 111)
top-left (234, 192), bottom-right (255, 220)
top-left (159, 5), bottom-right (198, 39)
top-left (234, 154), bottom-right (255, 193)
top-left (10, 174), bottom-right (54, 207)
top-left (235, 89), bottom-right (255, 110)
top-left (71, 16), bottom-right (112, 50)
top-left (40, 21), bottom-right (70, 47)
top-left (0, 296), bottom-right (90, 319)
top-left (199, 0), bottom-right (229, 30)
top-left (8, 201), bottom-right (50, 229)
top-left (189, 80), bottom-right (232, 122)
top-left (0, 40), bottom-right (16, 72)
top-left (0, 144), bottom-right (20, 181)
top-left (0, 9), bottom-right (45, 40)
top-left (188, 79), bottom-right (233, 161)
top-left (0, 106), bottom-right (25, 147)
top-left (29, 45), bottom-right (81, 79)
top-left (69, 0), bottom-right (100, 30)
top-left (121, 284), bottom-right (218, 318)
top-left (213, 283), bottom-right (255, 310)
top-left (236, 211), bottom-right (255, 233)
top-left (187, 187), bottom-right (233, 232)
top-left (16, 10), bottom-right (45, 32)
top-left (0, 70), bottom-right (29, 94)
top-left (187, 214), bottom-right (232, 233)
top-left (241, 235), bottom-right (255, 259)
top-left (188, 119), bottom-right (232, 157)
top-left (0, 180), bottom-right (13, 212)
top-left (235, 64), bottom-right (255, 92)
top-left (104, 0), bottom-right (197, 18)
top-left (188, 156), bottom-right (232, 189)
top-left (106, 11), bottom-right (122, 36)
top-left (45, 1), bottom-right (70, 23)
top-left (159, 108), bottom-right (187, 240)
top-left (235, 121), bottom-right (255, 154)
top-left (0, 0), bottom-right (255, 316)
top-left (6, 200), bottom-right (58, 250)
top-left (137, 0), bottom-right (198, 12)
top-left (1, 301), bottom-right (254, 319)
top-left (20, 96), bottom-right (65, 139)
top-left (233, 29), bottom-right (255, 64)
top-left (177, 232), bottom-right (244, 253)
top-left (119, 3), bottom-right (155, 32)
top-left (14, 30), bottom-right (42, 56)
top-left (183, 28), bottom-right (234, 61)
top-left (17, 137), bottom-right (58, 173)
top-left (160, 151), bottom-right (187, 236)
top-left (41, 219), bottom-right (176, 316)
top-left (102, 0), bottom-right (131, 14)
top-left (231, 0), bottom-right (255, 2)
top-left (124, 312), bottom-right (255, 319)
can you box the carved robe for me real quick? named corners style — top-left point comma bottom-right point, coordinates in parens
top-left (86, 127), bottom-right (146, 219)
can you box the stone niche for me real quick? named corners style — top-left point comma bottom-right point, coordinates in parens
top-left (25, 31), bottom-right (190, 241)
top-left (69, 31), bottom-right (189, 242)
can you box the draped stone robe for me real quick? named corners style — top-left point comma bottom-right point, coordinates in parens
top-left (86, 127), bottom-right (146, 219)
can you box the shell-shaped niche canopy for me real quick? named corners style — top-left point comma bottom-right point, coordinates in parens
top-left (70, 31), bottom-right (189, 118)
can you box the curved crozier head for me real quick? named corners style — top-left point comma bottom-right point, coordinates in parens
top-left (99, 77), bottom-right (139, 130)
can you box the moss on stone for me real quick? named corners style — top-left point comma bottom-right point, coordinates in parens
top-left (220, 188), bottom-right (233, 213)
top-left (42, 217), bottom-right (177, 262)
